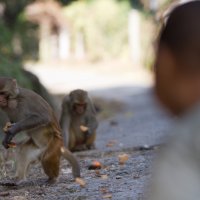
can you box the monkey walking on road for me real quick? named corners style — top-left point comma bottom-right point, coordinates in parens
top-left (0, 77), bottom-right (80, 184)
top-left (60, 89), bottom-right (98, 152)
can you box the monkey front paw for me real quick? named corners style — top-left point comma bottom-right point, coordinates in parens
top-left (2, 130), bottom-right (16, 149)
top-left (2, 140), bottom-right (16, 149)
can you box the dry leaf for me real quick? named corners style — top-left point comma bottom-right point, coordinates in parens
top-left (100, 187), bottom-right (108, 194)
top-left (101, 175), bottom-right (108, 180)
top-left (103, 166), bottom-right (110, 170)
top-left (118, 153), bottom-right (129, 165)
top-left (75, 178), bottom-right (86, 188)
top-left (13, 196), bottom-right (26, 200)
top-left (80, 125), bottom-right (89, 132)
top-left (95, 170), bottom-right (100, 175)
top-left (106, 140), bottom-right (117, 147)
top-left (103, 194), bottom-right (112, 199)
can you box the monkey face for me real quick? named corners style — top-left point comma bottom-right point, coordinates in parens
top-left (0, 92), bottom-right (8, 107)
top-left (0, 77), bottom-right (19, 99)
top-left (74, 103), bottom-right (87, 115)
top-left (69, 89), bottom-right (89, 115)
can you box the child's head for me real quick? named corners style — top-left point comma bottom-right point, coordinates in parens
top-left (155, 1), bottom-right (200, 115)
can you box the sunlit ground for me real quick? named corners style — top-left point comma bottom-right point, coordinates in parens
top-left (25, 60), bottom-right (153, 97)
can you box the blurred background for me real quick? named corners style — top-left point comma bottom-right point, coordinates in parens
top-left (0, 0), bottom-right (177, 126)
top-left (0, 0), bottom-right (176, 96)
top-left (0, 1), bottom-right (182, 198)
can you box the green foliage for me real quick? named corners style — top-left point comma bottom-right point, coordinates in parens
top-left (63, 0), bottom-right (131, 61)
top-left (0, 21), bottom-right (12, 57)
top-left (0, 0), bottom-right (37, 88)
top-left (0, 21), bottom-right (32, 87)
top-left (16, 14), bottom-right (39, 61)
top-left (0, 57), bottom-right (31, 88)
top-left (129, 0), bottom-right (143, 9)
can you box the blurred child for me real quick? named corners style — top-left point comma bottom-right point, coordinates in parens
top-left (150, 1), bottom-right (200, 200)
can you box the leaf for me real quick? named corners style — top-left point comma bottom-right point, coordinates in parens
top-left (118, 153), bottom-right (129, 165)
top-left (13, 196), bottom-right (26, 200)
top-left (100, 187), bottom-right (108, 194)
top-left (101, 175), bottom-right (108, 180)
top-left (95, 170), bottom-right (101, 175)
top-left (103, 194), bottom-right (112, 199)
top-left (106, 140), bottom-right (117, 147)
top-left (75, 177), bottom-right (86, 188)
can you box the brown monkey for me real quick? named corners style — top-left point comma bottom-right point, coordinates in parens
top-left (0, 77), bottom-right (80, 184)
top-left (60, 89), bottom-right (98, 152)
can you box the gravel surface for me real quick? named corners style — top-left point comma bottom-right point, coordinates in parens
top-left (0, 88), bottom-right (172, 200)
top-left (0, 149), bottom-right (155, 200)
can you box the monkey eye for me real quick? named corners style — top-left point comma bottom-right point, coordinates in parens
top-left (0, 91), bottom-right (9, 97)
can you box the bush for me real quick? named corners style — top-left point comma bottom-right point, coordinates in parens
top-left (63, 0), bottom-right (130, 61)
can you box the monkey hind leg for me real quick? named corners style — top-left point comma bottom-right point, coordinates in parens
top-left (86, 132), bottom-right (96, 150)
top-left (41, 139), bottom-right (61, 183)
top-left (15, 139), bottom-right (41, 181)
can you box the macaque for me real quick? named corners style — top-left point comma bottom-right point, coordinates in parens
top-left (0, 77), bottom-right (80, 184)
top-left (60, 89), bottom-right (98, 152)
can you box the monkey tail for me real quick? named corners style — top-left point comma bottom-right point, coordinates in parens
top-left (60, 147), bottom-right (81, 178)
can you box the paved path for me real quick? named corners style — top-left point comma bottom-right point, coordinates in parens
top-left (9, 64), bottom-right (173, 199)
top-left (94, 87), bottom-right (172, 152)
top-left (0, 87), bottom-right (173, 200)
top-left (25, 61), bottom-right (152, 94)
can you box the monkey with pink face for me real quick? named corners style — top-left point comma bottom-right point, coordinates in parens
top-left (60, 89), bottom-right (98, 152)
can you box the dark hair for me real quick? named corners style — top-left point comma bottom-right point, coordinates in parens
top-left (158, 1), bottom-right (200, 58)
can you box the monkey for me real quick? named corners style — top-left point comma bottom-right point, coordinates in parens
top-left (0, 77), bottom-right (80, 184)
top-left (60, 89), bottom-right (98, 152)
